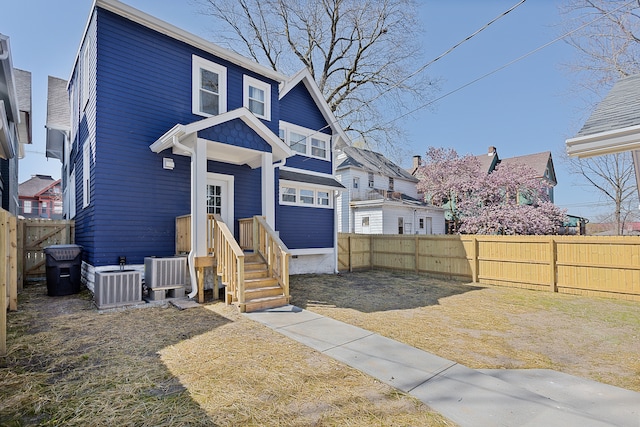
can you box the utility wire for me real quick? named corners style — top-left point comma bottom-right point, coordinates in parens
top-left (307, 0), bottom-right (528, 140)
top-left (379, 0), bottom-right (637, 129)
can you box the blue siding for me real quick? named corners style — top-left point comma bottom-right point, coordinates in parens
top-left (199, 119), bottom-right (271, 153)
top-left (280, 82), bottom-right (333, 174)
top-left (72, 7), bottom-right (336, 266)
top-left (277, 205), bottom-right (334, 249)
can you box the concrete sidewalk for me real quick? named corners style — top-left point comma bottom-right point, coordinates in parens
top-left (246, 305), bottom-right (640, 427)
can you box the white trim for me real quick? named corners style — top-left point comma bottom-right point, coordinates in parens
top-left (82, 38), bottom-right (90, 110)
top-left (82, 141), bottom-right (91, 208)
top-left (243, 75), bottom-right (271, 121)
top-left (262, 152), bottom-right (275, 228)
top-left (566, 124), bottom-right (640, 158)
top-left (279, 68), bottom-right (350, 148)
top-left (72, 0), bottom-right (286, 87)
top-left (192, 55), bottom-right (227, 117)
top-left (279, 183), bottom-right (334, 208)
top-left (279, 165), bottom-right (337, 180)
top-left (207, 172), bottom-right (234, 225)
top-left (279, 121), bottom-right (330, 161)
top-left (289, 247), bottom-right (334, 255)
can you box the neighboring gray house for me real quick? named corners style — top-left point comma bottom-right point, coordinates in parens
top-left (566, 73), bottom-right (640, 198)
top-left (0, 34), bottom-right (32, 215)
top-left (335, 146), bottom-right (445, 235)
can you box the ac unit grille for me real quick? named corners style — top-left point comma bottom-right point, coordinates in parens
top-left (144, 257), bottom-right (186, 289)
top-left (94, 271), bottom-right (142, 309)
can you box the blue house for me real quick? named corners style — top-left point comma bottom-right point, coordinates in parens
top-left (46, 0), bottom-right (347, 311)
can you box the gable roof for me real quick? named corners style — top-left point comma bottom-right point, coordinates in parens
top-left (19, 175), bottom-right (60, 198)
top-left (279, 68), bottom-right (350, 148)
top-left (499, 151), bottom-right (556, 184)
top-left (73, 0), bottom-right (287, 87)
top-left (45, 76), bottom-right (70, 160)
top-left (150, 107), bottom-right (292, 168)
top-left (566, 74), bottom-right (640, 158)
top-left (337, 146), bottom-right (418, 183)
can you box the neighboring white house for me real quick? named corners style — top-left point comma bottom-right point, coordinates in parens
top-left (335, 146), bottom-right (445, 235)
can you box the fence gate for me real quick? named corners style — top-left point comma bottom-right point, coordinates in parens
top-left (19, 219), bottom-right (75, 284)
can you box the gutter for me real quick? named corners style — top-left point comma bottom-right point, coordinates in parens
top-left (170, 135), bottom-right (199, 300)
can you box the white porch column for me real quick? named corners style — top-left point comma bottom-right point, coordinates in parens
top-left (261, 152), bottom-right (275, 228)
top-left (192, 136), bottom-right (208, 255)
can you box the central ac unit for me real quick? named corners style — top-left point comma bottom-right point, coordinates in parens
top-left (144, 256), bottom-right (187, 289)
top-left (94, 270), bottom-right (142, 309)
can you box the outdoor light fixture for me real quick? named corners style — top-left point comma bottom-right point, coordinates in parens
top-left (163, 157), bottom-right (175, 170)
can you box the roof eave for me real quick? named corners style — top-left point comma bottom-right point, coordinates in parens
top-left (566, 124), bottom-right (640, 158)
top-left (92, 0), bottom-right (287, 83)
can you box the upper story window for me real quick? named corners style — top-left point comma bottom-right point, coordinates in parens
top-left (192, 55), bottom-right (227, 117)
top-left (279, 121), bottom-right (331, 161)
top-left (23, 200), bottom-right (32, 214)
top-left (243, 75), bottom-right (271, 120)
top-left (353, 177), bottom-right (359, 189)
top-left (368, 172), bottom-right (374, 188)
top-left (388, 177), bottom-right (394, 191)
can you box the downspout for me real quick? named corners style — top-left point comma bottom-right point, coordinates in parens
top-left (172, 135), bottom-right (199, 299)
top-left (334, 192), bottom-right (339, 273)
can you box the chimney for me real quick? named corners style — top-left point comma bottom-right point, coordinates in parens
top-left (412, 155), bottom-right (421, 170)
top-left (488, 146), bottom-right (497, 156)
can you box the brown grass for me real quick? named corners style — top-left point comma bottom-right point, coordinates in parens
top-left (290, 270), bottom-right (640, 392)
top-left (0, 283), bottom-right (453, 427)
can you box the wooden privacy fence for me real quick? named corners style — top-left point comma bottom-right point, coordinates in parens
top-left (1, 208), bottom-right (18, 356)
top-left (338, 233), bottom-right (640, 302)
top-left (18, 219), bottom-right (75, 285)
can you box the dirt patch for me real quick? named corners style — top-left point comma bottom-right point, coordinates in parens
top-left (290, 270), bottom-right (640, 392)
top-left (0, 283), bottom-right (453, 426)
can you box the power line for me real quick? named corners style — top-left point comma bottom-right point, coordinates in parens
top-left (379, 0), bottom-right (637, 129)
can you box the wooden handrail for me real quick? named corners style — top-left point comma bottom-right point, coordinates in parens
top-left (211, 214), bottom-right (245, 306)
top-left (252, 216), bottom-right (290, 299)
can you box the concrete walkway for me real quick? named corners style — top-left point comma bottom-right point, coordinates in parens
top-left (246, 305), bottom-right (640, 427)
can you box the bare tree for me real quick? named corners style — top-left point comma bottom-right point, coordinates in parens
top-left (560, 1), bottom-right (640, 233)
top-left (192, 0), bottom-right (435, 152)
top-left (560, 0), bottom-right (640, 100)
top-left (564, 152), bottom-right (638, 235)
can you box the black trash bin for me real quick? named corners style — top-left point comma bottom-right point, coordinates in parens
top-left (44, 244), bottom-right (83, 296)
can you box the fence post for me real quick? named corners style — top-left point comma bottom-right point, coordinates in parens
top-left (1, 209), bottom-right (7, 356)
top-left (414, 235), bottom-right (419, 273)
top-left (348, 234), bottom-right (353, 272)
top-left (9, 215), bottom-right (17, 311)
top-left (472, 236), bottom-right (479, 283)
top-left (549, 237), bottom-right (557, 292)
top-left (369, 234), bottom-right (374, 269)
top-left (17, 219), bottom-right (23, 290)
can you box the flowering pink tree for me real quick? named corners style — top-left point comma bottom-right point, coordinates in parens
top-left (416, 147), bottom-right (567, 235)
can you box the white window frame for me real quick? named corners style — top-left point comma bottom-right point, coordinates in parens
top-left (279, 121), bottom-right (331, 161)
top-left (353, 177), bottom-right (360, 189)
top-left (279, 184), bottom-right (334, 209)
top-left (23, 200), bottom-right (32, 214)
top-left (368, 172), bottom-right (374, 188)
top-left (82, 39), bottom-right (90, 110)
top-left (192, 55), bottom-right (227, 117)
top-left (68, 169), bottom-right (77, 219)
top-left (243, 75), bottom-right (271, 120)
top-left (83, 141), bottom-right (91, 208)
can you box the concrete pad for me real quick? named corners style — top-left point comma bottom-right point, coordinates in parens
top-left (411, 364), bottom-right (614, 427)
top-left (481, 369), bottom-right (640, 427)
top-left (245, 304), bottom-right (324, 329)
top-left (277, 316), bottom-right (373, 352)
top-left (324, 333), bottom-right (455, 392)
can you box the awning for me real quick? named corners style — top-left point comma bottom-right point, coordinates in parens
top-left (279, 169), bottom-right (345, 190)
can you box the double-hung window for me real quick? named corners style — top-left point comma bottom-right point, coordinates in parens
top-left (192, 55), bottom-right (227, 117)
top-left (279, 121), bottom-right (330, 160)
top-left (279, 185), bottom-right (333, 208)
top-left (243, 75), bottom-right (271, 120)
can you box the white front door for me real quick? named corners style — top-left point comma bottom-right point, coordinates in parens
top-left (207, 173), bottom-right (234, 226)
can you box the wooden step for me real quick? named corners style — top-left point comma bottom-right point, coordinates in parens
top-left (244, 267), bottom-right (269, 280)
top-left (245, 260), bottom-right (267, 271)
top-left (240, 295), bottom-right (290, 313)
top-left (244, 276), bottom-right (278, 289)
top-left (244, 285), bottom-right (283, 300)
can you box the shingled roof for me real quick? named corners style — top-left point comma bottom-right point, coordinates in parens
top-left (337, 146), bottom-right (418, 182)
top-left (19, 175), bottom-right (60, 198)
top-left (575, 74), bottom-right (640, 138)
top-left (475, 147), bottom-right (556, 185)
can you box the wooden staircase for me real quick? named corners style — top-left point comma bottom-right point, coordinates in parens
top-left (240, 252), bottom-right (290, 312)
